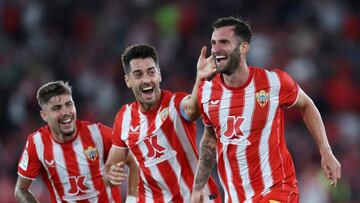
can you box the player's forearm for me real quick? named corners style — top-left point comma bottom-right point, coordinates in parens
top-left (127, 161), bottom-right (139, 197)
top-left (15, 189), bottom-right (39, 203)
top-left (193, 132), bottom-right (217, 191)
top-left (184, 78), bottom-right (200, 121)
top-left (299, 98), bottom-right (332, 155)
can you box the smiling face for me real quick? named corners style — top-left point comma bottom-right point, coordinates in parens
top-left (40, 94), bottom-right (77, 141)
top-left (211, 26), bottom-right (243, 75)
top-left (125, 57), bottom-right (162, 111)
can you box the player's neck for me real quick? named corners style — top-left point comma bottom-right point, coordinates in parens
top-left (50, 129), bottom-right (77, 144)
top-left (139, 94), bottom-right (162, 113)
top-left (222, 62), bottom-right (249, 87)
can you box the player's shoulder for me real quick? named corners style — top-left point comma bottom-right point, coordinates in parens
top-left (77, 120), bottom-right (111, 130)
top-left (29, 125), bottom-right (50, 139)
top-left (251, 66), bottom-right (293, 79)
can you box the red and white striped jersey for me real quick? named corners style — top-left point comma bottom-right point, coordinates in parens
top-left (197, 67), bottom-right (299, 203)
top-left (17, 120), bottom-right (121, 203)
top-left (113, 90), bottom-right (220, 203)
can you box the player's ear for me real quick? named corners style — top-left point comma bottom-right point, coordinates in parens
top-left (159, 70), bottom-right (162, 82)
top-left (40, 110), bottom-right (47, 122)
top-left (124, 74), bottom-right (131, 88)
top-left (240, 41), bottom-right (250, 54)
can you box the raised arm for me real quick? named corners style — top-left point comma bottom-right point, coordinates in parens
top-left (14, 176), bottom-right (38, 203)
top-left (103, 146), bottom-right (129, 187)
top-left (191, 126), bottom-right (217, 203)
top-left (294, 87), bottom-right (341, 187)
top-left (181, 46), bottom-right (217, 121)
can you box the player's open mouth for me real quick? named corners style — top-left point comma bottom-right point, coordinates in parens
top-left (141, 86), bottom-right (154, 99)
top-left (59, 116), bottom-right (73, 128)
top-left (215, 55), bottom-right (228, 65)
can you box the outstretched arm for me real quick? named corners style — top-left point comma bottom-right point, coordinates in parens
top-left (191, 126), bottom-right (217, 203)
top-left (181, 46), bottom-right (217, 121)
top-left (295, 87), bottom-right (341, 187)
top-left (103, 146), bottom-right (129, 187)
top-left (14, 176), bottom-right (38, 203)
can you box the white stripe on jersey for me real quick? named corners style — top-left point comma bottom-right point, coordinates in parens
top-left (201, 81), bottom-right (213, 126)
top-left (139, 170), bottom-right (152, 202)
top-left (33, 132), bottom-right (62, 202)
top-left (136, 112), bottom-right (167, 202)
top-left (157, 127), bottom-right (189, 200)
top-left (240, 78), bottom-right (256, 202)
top-left (259, 71), bottom-right (280, 196)
top-left (87, 124), bottom-right (114, 202)
top-left (71, 135), bottom-right (98, 203)
top-left (219, 86), bottom-right (241, 203)
top-left (121, 104), bottom-right (132, 144)
top-left (52, 138), bottom-right (70, 202)
top-left (157, 96), bottom-right (190, 200)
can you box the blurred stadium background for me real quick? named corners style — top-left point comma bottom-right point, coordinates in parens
top-left (0, 0), bottom-right (359, 202)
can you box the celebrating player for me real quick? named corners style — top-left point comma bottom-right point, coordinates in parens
top-left (191, 16), bottom-right (341, 203)
top-left (14, 81), bottom-right (138, 203)
top-left (104, 44), bottom-right (220, 202)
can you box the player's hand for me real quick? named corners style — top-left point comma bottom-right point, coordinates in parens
top-left (196, 46), bottom-right (217, 81)
top-left (108, 162), bottom-right (127, 186)
top-left (321, 151), bottom-right (341, 188)
top-left (190, 190), bottom-right (204, 203)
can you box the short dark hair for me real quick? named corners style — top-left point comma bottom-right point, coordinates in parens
top-left (212, 16), bottom-right (252, 43)
top-left (121, 44), bottom-right (159, 75)
top-left (37, 81), bottom-right (72, 106)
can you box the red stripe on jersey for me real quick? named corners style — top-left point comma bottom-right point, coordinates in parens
top-left (160, 116), bottom-right (194, 195)
top-left (269, 109), bottom-right (298, 190)
top-left (275, 70), bottom-right (299, 107)
top-left (145, 110), bottom-right (184, 202)
top-left (40, 131), bottom-right (65, 201)
top-left (207, 82), bottom-right (223, 137)
top-left (129, 107), bottom-right (164, 202)
top-left (227, 87), bottom-right (246, 202)
top-left (204, 82), bottom-right (233, 202)
top-left (60, 138), bottom-right (86, 201)
top-left (113, 106), bottom-right (127, 147)
top-left (78, 125), bottom-right (110, 202)
top-left (247, 69), bottom-right (270, 200)
top-left (268, 109), bottom-right (287, 187)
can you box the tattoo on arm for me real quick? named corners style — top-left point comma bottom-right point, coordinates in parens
top-left (194, 132), bottom-right (217, 191)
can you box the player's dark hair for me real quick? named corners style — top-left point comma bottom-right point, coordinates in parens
top-left (212, 16), bottom-right (252, 43)
top-left (37, 81), bottom-right (72, 106)
top-left (121, 44), bottom-right (159, 75)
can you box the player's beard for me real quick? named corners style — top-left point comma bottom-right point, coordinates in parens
top-left (218, 46), bottom-right (241, 76)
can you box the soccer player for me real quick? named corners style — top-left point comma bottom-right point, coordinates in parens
top-left (14, 81), bottom-right (138, 203)
top-left (190, 17), bottom-right (341, 203)
top-left (103, 44), bottom-right (220, 202)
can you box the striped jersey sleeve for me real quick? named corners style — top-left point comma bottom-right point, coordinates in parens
top-left (273, 69), bottom-right (299, 107)
top-left (112, 105), bottom-right (129, 148)
top-left (18, 132), bottom-right (41, 180)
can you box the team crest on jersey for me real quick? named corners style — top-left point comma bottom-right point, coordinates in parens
top-left (256, 90), bottom-right (269, 108)
top-left (159, 107), bottom-right (169, 121)
top-left (84, 146), bottom-right (98, 161)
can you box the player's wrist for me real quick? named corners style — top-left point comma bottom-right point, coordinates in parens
top-left (125, 195), bottom-right (137, 203)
